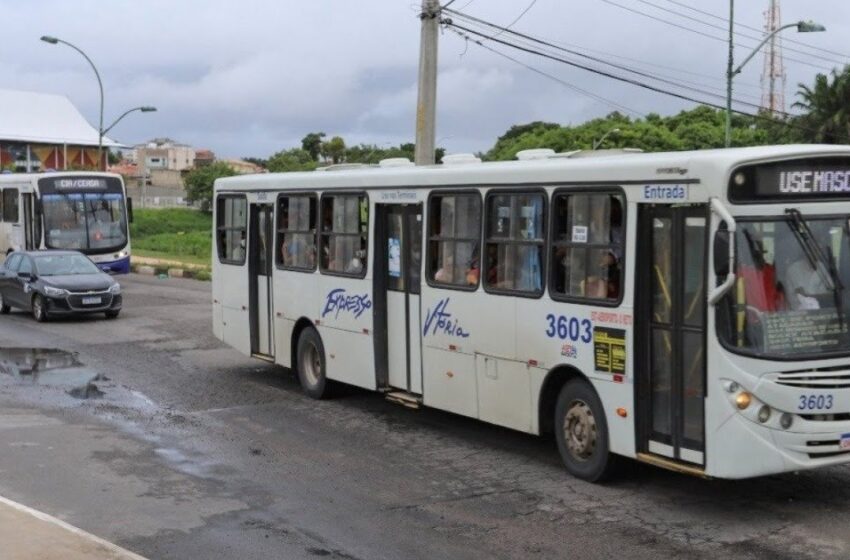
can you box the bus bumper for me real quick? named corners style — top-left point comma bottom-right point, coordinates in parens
top-left (95, 256), bottom-right (130, 274)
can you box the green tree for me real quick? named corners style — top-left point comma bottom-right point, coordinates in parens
top-left (794, 66), bottom-right (850, 144)
top-left (266, 148), bottom-right (317, 172)
top-left (301, 132), bottom-right (326, 161)
top-left (184, 161), bottom-right (237, 211)
top-left (321, 136), bottom-right (347, 164)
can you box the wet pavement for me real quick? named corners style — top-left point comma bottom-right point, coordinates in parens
top-left (0, 273), bottom-right (849, 559)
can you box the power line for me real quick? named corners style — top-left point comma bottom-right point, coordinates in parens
top-left (443, 18), bottom-right (849, 142)
top-left (632, 0), bottom-right (847, 67)
top-left (661, 0), bottom-right (850, 61)
top-left (444, 26), bottom-right (646, 118)
top-left (446, 9), bottom-right (777, 114)
top-left (453, 13), bottom-right (766, 106)
top-left (597, 0), bottom-right (835, 72)
top-left (490, 0), bottom-right (538, 39)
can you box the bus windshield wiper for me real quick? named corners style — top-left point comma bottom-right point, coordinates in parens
top-left (786, 209), bottom-right (845, 326)
top-left (785, 209), bottom-right (837, 290)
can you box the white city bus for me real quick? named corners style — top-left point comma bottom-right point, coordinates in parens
top-left (212, 145), bottom-right (850, 481)
top-left (0, 172), bottom-right (132, 273)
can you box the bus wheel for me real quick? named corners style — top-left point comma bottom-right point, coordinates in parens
top-left (296, 327), bottom-right (329, 399)
top-left (32, 295), bottom-right (48, 323)
top-left (555, 379), bottom-right (616, 482)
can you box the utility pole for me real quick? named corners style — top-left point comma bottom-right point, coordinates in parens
top-left (414, 0), bottom-right (440, 166)
top-left (724, 0), bottom-right (735, 148)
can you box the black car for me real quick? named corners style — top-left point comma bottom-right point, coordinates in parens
top-left (0, 250), bottom-right (122, 322)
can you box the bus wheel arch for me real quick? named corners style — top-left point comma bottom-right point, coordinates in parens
top-left (538, 365), bottom-right (588, 436)
top-left (293, 320), bottom-right (330, 399)
top-left (290, 317), bottom-right (315, 371)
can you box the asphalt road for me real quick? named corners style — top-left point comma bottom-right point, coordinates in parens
top-left (1, 274), bottom-right (849, 560)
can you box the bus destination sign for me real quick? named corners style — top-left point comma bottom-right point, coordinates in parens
top-left (53, 178), bottom-right (108, 191)
top-left (730, 156), bottom-right (850, 202)
top-left (757, 166), bottom-right (850, 196)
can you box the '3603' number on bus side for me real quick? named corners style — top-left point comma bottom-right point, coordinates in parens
top-left (798, 394), bottom-right (833, 411)
top-left (545, 314), bottom-right (592, 343)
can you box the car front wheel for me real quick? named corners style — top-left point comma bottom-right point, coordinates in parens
top-left (0, 292), bottom-right (10, 314)
top-left (105, 309), bottom-right (120, 319)
top-left (32, 294), bottom-right (48, 322)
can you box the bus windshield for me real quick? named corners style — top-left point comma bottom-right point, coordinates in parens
top-left (41, 192), bottom-right (128, 253)
top-left (718, 214), bottom-right (850, 358)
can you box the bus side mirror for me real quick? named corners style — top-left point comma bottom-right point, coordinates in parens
top-left (713, 224), bottom-right (730, 278)
top-left (127, 197), bottom-right (134, 223)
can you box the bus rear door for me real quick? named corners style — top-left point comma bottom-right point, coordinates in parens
top-left (636, 203), bottom-right (708, 467)
top-left (374, 203), bottom-right (423, 397)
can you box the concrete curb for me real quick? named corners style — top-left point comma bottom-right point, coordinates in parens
top-left (0, 495), bottom-right (148, 560)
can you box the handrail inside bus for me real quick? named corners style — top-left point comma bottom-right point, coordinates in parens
top-left (708, 197), bottom-right (737, 305)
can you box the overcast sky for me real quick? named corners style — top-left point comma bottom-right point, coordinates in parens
top-left (2, 1), bottom-right (848, 158)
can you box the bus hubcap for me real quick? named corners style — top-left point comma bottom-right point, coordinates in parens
top-left (564, 400), bottom-right (597, 460)
top-left (302, 342), bottom-right (321, 387)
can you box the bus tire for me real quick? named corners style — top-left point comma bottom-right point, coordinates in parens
top-left (296, 327), bottom-right (329, 399)
top-left (555, 378), bottom-right (617, 482)
top-left (32, 295), bottom-right (48, 323)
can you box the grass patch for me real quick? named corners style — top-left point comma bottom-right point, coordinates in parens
top-left (130, 208), bottom-right (212, 266)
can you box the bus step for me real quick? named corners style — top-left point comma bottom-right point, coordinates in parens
top-left (385, 391), bottom-right (422, 409)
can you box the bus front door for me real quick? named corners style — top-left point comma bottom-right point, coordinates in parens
top-left (637, 204), bottom-right (707, 467)
top-left (374, 204), bottom-right (423, 395)
top-left (249, 203), bottom-right (274, 358)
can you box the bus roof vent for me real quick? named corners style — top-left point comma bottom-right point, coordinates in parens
top-left (516, 148), bottom-right (556, 161)
top-left (378, 158), bottom-right (414, 168)
top-left (316, 163), bottom-right (373, 172)
top-left (562, 148), bottom-right (644, 159)
top-left (441, 153), bottom-right (482, 165)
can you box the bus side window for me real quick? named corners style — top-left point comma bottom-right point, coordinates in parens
top-left (550, 192), bottom-right (624, 302)
top-left (3, 189), bottom-right (18, 223)
top-left (427, 192), bottom-right (482, 288)
top-left (216, 195), bottom-right (247, 265)
top-left (483, 191), bottom-right (546, 296)
top-left (277, 194), bottom-right (317, 271)
top-left (320, 193), bottom-right (368, 277)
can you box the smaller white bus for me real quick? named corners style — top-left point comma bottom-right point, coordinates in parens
top-left (0, 172), bottom-right (132, 273)
top-left (213, 145), bottom-right (850, 481)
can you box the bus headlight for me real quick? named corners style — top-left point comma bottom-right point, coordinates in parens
top-left (735, 392), bottom-right (753, 410)
top-left (780, 413), bottom-right (794, 430)
top-left (757, 405), bottom-right (771, 423)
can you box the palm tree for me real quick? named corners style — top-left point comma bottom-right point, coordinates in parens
top-left (794, 66), bottom-right (850, 144)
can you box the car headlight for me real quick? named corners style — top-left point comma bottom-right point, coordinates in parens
top-left (109, 283), bottom-right (121, 294)
top-left (43, 286), bottom-right (69, 297)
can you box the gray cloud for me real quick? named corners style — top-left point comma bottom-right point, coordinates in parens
top-left (1, 0), bottom-right (847, 158)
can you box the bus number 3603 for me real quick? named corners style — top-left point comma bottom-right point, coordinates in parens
top-left (798, 394), bottom-right (834, 411)
top-left (545, 314), bottom-right (592, 343)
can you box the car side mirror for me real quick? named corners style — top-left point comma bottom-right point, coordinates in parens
top-left (713, 223), bottom-right (730, 278)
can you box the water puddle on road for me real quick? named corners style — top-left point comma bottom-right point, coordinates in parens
top-left (0, 348), bottom-right (104, 399)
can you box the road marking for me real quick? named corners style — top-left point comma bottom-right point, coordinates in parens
top-left (0, 494), bottom-right (148, 560)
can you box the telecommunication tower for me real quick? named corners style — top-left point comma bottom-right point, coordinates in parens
top-left (761, 0), bottom-right (786, 114)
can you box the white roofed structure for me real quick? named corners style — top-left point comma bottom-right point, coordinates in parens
top-left (0, 88), bottom-right (120, 172)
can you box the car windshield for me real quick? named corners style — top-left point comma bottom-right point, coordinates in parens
top-left (42, 192), bottom-right (128, 252)
top-left (718, 214), bottom-right (850, 358)
top-left (34, 254), bottom-right (101, 276)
